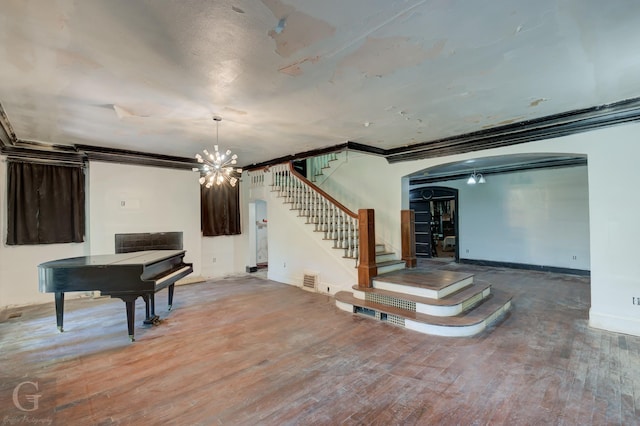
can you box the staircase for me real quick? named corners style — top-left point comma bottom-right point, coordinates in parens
top-left (335, 268), bottom-right (512, 337)
top-left (307, 152), bottom-right (339, 184)
top-left (268, 159), bottom-right (512, 337)
top-left (374, 243), bottom-right (405, 274)
top-left (270, 162), bottom-right (361, 261)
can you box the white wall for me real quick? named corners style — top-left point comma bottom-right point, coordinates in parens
top-left (413, 166), bottom-right (590, 270)
top-left (0, 157), bottom-right (88, 307)
top-left (312, 123), bottom-right (640, 336)
top-left (247, 184), bottom-right (357, 294)
top-left (318, 153), bottom-right (403, 253)
top-left (87, 162), bottom-right (201, 278)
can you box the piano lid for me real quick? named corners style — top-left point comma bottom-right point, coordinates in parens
top-left (38, 250), bottom-right (186, 269)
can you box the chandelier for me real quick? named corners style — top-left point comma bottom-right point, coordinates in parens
top-left (193, 116), bottom-right (243, 188)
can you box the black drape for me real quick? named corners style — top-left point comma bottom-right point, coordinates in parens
top-left (201, 182), bottom-right (241, 236)
top-left (6, 161), bottom-right (85, 245)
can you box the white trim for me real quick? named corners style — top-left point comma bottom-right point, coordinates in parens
top-left (335, 300), bottom-right (354, 313)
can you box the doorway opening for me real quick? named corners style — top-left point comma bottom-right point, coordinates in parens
top-left (255, 200), bottom-right (268, 271)
top-left (248, 200), bottom-right (268, 277)
top-left (409, 187), bottom-right (458, 262)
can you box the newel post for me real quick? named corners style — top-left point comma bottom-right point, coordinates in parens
top-left (357, 209), bottom-right (377, 288)
top-left (401, 210), bottom-right (417, 268)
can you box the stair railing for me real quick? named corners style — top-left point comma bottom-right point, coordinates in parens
top-left (308, 152), bottom-right (338, 183)
top-left (270, 162), bottom-right (359, 262)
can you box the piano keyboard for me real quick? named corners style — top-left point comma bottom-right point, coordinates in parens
top-left (155, 266), bottom-right (192, 285)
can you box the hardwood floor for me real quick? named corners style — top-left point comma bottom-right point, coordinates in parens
top-left (1, 261), bottom-right (639, 425)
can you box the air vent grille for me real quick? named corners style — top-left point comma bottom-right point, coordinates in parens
top-left (302, 273), bottom-right (318, 291)
top-left (366, 293), bottom-right (416, 312)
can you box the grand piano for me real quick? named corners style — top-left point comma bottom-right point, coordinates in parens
top-left (38, 250), bottom-right (193, 341)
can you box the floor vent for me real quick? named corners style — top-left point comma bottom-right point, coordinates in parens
top-left (302, 273), bottom-right (318, 292)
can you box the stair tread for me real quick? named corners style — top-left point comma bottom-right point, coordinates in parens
top-left (335, 289), bottom-right (511, 327)
top-left (373, 268), bottom-right (474, 291)
top-left (351, 282), bottom-right (491, 306)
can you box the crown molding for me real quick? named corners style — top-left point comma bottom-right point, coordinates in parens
top-left (384, 97), bottom-right (640, 163)
top-left (3, 97), bottom-right (640, 169)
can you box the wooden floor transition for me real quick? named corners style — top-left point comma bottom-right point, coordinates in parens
top-left (1, 260), bottom-right (639, 425)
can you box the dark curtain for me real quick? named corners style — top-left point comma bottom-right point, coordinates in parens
top-left (201, 182), bottom-right (241, 236)
top-left (6, 161), bottom-right (85, 245)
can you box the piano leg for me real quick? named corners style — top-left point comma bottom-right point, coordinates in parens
top-left (121, 296), bottom-right (138, 342)
top-left (143, 294), bottom-right (160, 325)
top-left (55, 292), bottom-right (64, 332)
top-left (168, 284), bottom-right (175, 311)
top-left (143, 294), bottom-right (150, 320)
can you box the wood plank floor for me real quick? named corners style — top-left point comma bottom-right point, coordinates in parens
top-left (1, 260), bottom-right (639, 425)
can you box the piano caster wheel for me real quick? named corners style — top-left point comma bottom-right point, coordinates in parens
top-left (152, 318), bottom-right (161, 326)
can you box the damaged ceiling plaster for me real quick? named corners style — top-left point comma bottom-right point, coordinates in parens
top-left (1, 0), bottom-right (640, 166)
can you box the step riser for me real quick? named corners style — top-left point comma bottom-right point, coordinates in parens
top-left (357, 287), bottom-right (491, 317)
top-left (375, 253), bottom-right (396, 263)
top-left (416, 288), bottom-right (491, 316)
top-left (373, 277), bottom-right (473, 299)
top-left (336, 300), bottom-right (355, 313)
top-left (335, 300), bottom-right (511, 337)
top-left (406, 300), bottom-right (511, 337)
top-left (377, 263), bottom-right (406, 275)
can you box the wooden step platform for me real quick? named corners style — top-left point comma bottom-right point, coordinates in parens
top-left (373, 268), bottom-right (475, 299)
top-left (335, 289), bottom-right (512, 337)
top-left (335, 267), bottom-right (512, 337)
top-left (352, 281), bottom-right (492, 316)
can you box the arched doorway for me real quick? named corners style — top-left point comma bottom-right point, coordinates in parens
top-left (409, 186), bottom-right (458, 261)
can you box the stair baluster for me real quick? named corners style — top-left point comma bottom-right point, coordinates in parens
top-left (269, 162), bottom-right (360, 262)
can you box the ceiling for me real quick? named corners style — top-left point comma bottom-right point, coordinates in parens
top-left (1, 0), bottom-right (640, 168)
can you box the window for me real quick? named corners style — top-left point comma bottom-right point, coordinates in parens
top-left (6, 160), bottom-right (85, 245)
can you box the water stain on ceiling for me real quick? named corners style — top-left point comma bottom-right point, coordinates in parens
top-left (263, 0), bottom-right (336, 58)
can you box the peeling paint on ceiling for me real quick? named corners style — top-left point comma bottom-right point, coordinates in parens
top-left (1, 0), bottom-right (640, 166)
top-left (263, 0), bottom-right (336, 58)
top-left (278, 56), bottom-right (320, 76)
top-left (529, 98), bottom-right (548, 107)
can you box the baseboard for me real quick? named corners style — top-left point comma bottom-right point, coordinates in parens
top-left (459, 258), bottom-right (590, 276)
top-left (589, 309), bottom-right (640, 337)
